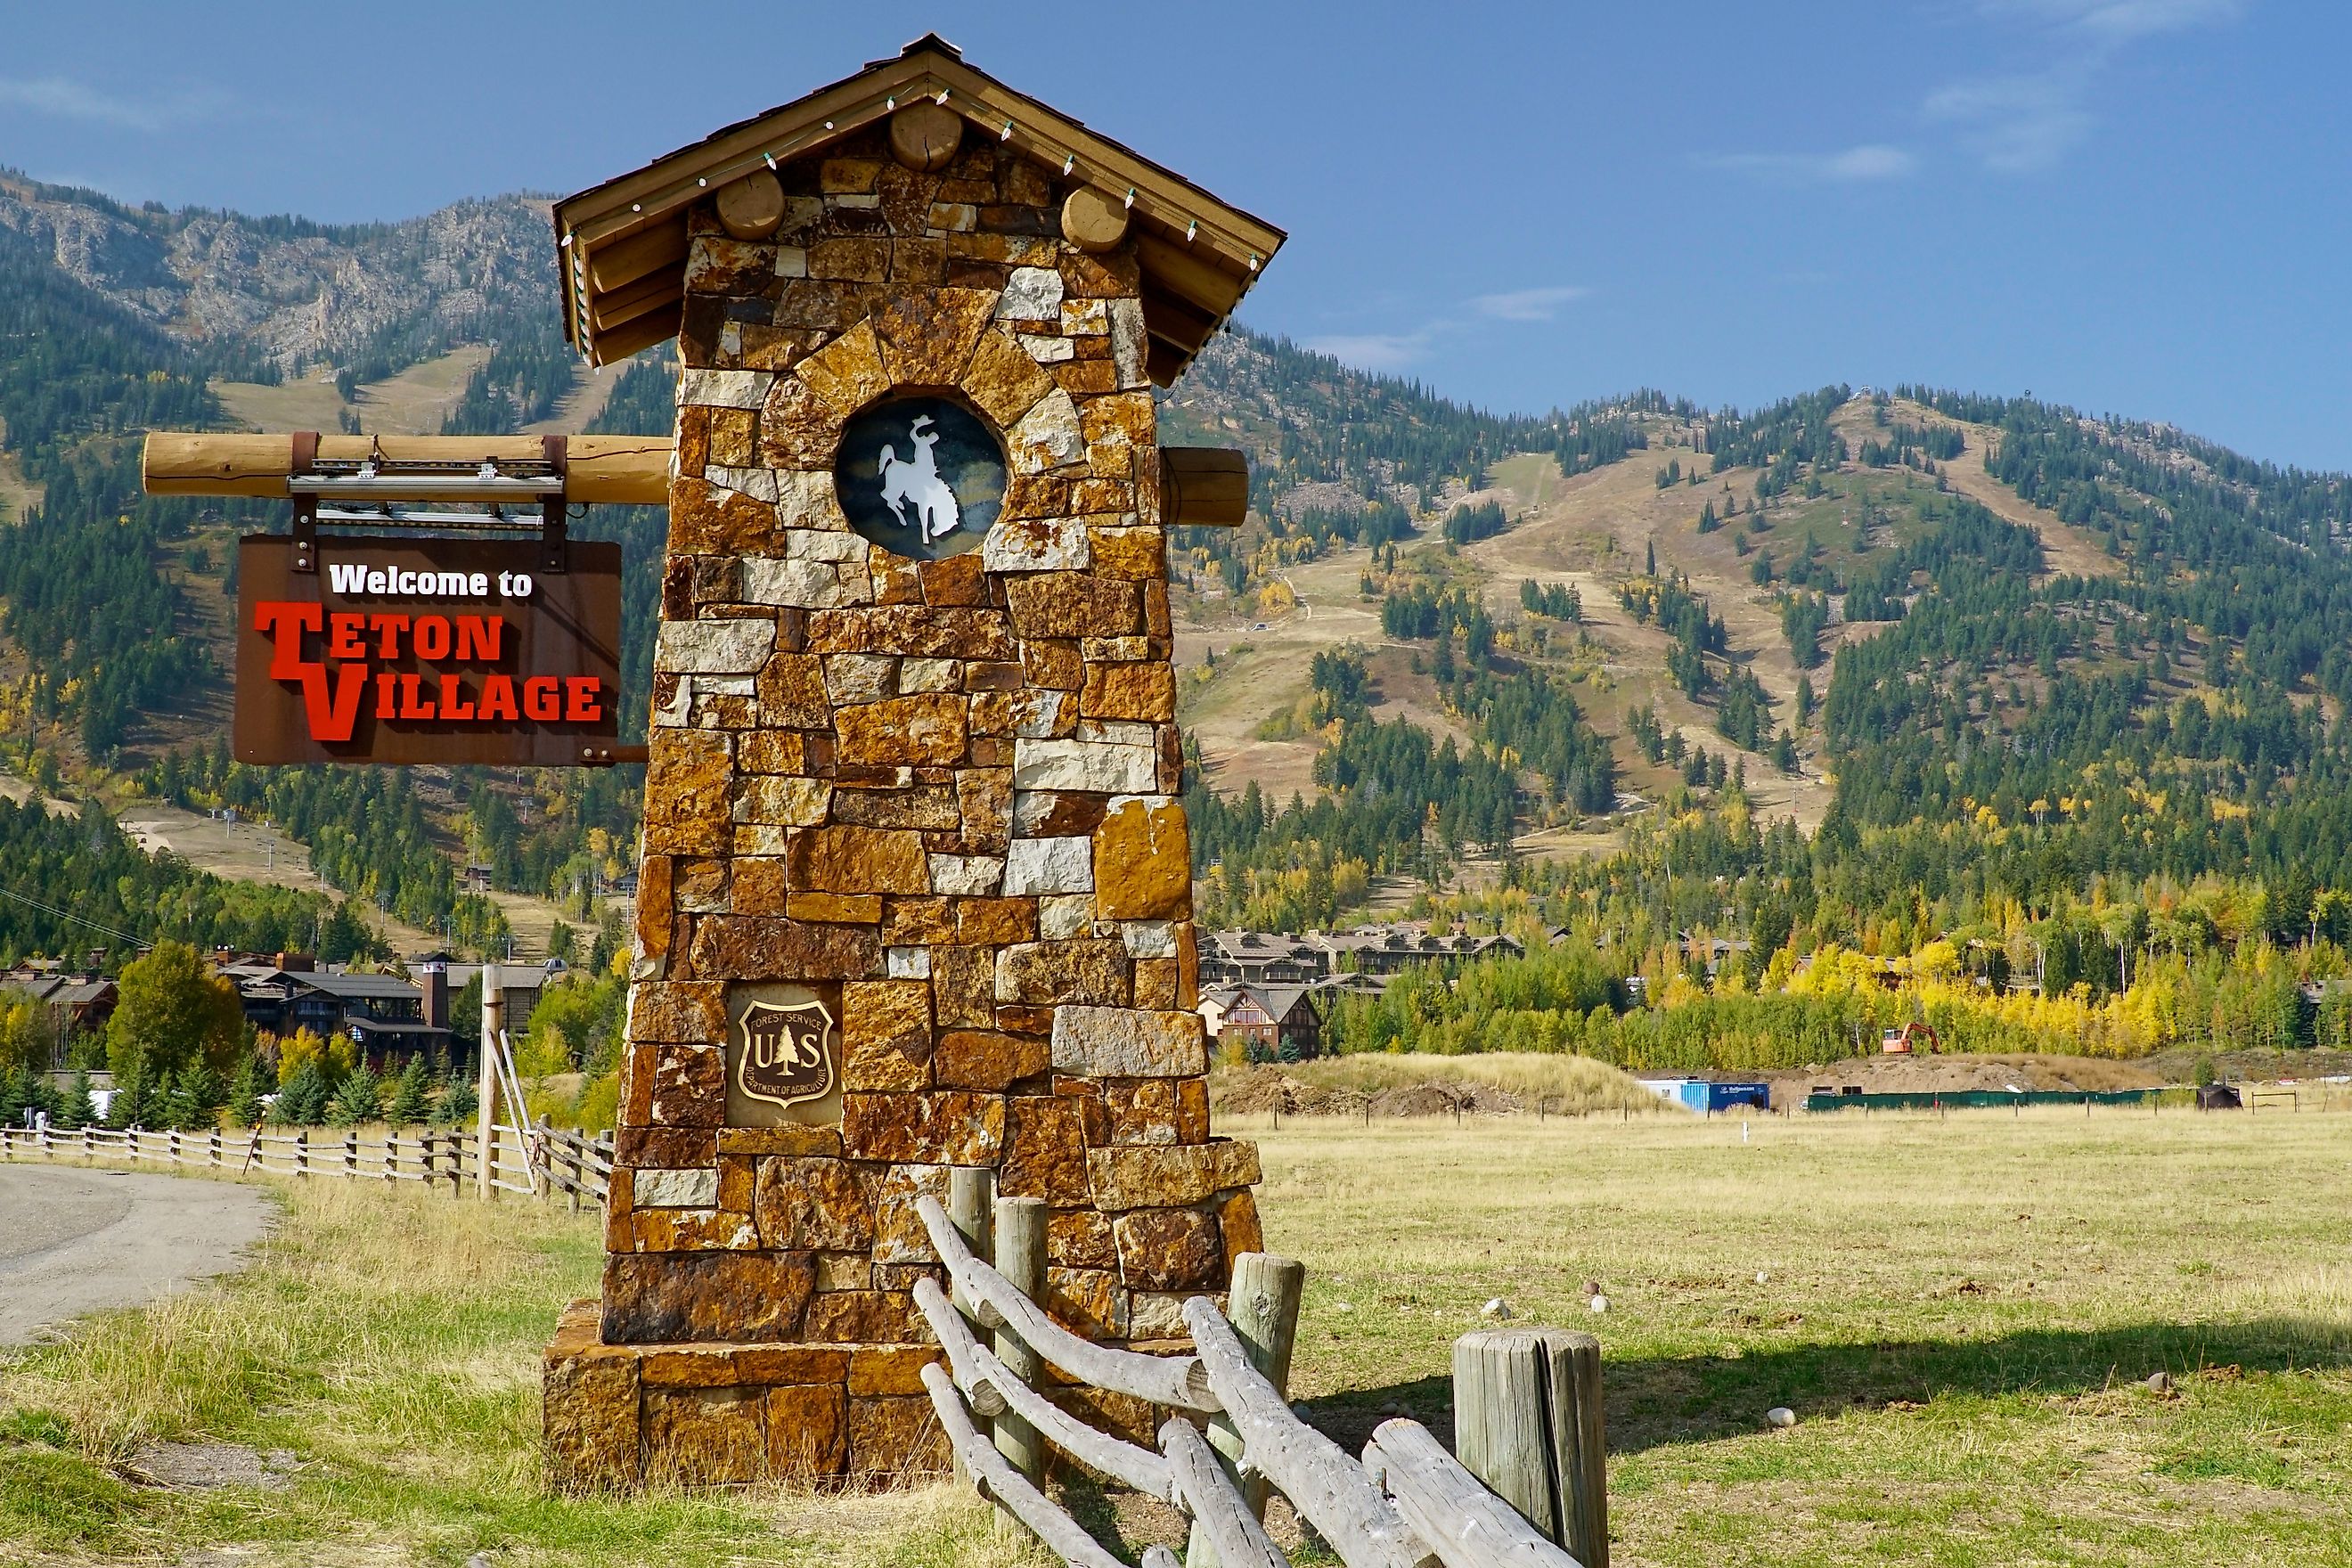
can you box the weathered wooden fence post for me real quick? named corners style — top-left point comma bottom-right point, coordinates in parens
top-left (295, 1128), bottom-right (309, 1178)
top-left (1188, 1252), bottom-right (1304, 1567)
top-left (477, 961), bottom-right (502, 1202)
top-left (947, 1166), bottom-right (996, 1312)
top-left (1452, 1327), bottom-right (1608, 1568)
top-left (992, 1194), bottom-right (1048, 1482)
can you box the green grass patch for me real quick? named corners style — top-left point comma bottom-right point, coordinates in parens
top-left (8, 1109), bottom-right (2350, 1565)
top-left (0, 1175), bottom-right (1045, 1566)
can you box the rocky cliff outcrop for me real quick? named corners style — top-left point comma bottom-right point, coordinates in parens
top-left (0, 172), bottom-right (555, 372)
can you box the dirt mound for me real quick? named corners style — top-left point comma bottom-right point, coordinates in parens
top-left (1772, 1052), bottom-right (2169, 1101)
top-left (1213, 1066), bottom-right (1523, 1119)
top-left (1365, 1081), bottom-right (1522, 1117)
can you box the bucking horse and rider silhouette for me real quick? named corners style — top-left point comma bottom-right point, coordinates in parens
top-left (876, 414), bottom-right (962, 543)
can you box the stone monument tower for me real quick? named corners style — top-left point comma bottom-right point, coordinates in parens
top-left (541, 36), bottom-right (1284, 1487)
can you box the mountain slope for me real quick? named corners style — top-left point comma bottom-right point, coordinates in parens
top-left (10, 174), bottom-right (2352, 976)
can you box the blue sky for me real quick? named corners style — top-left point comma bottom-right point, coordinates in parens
top-left (4, 2), bottom-right (2347, 469)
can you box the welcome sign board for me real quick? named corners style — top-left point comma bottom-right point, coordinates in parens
top-left (234, 535), bottom-right (624, 766)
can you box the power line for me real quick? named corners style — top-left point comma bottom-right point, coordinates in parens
top-left (0, 886), bottom-right (146, 949)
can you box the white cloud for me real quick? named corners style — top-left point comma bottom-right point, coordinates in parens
top-left (1699, 143), bottom-right (1918, 184)
top-left (1468, 285), bottom-right (1591, 323)
top-left (1309, 283), bottom-right (1595, 372)
top-left (1929, 0), bottom-right (2241, 171)
top-left (1302, 331), bottom-right (1435, 373)
top-left (1924, 71), bottom-right (2094, 171)
top-left (0, 77), bottom-right (228, 133)
top-left (1980, 0), bottom-right (2242, 41)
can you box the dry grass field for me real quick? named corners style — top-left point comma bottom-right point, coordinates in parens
top-left (4, 1105), bottom-right (2348, 1566)
top-left (1250, 1108), bottom-right (2352, 1567)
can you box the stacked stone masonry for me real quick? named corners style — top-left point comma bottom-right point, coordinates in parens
top-left (545, 122), bottom-right (1263, 1490)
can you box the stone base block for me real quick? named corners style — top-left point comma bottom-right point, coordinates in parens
top-left (543, 1300), bottom-right (949, 1490)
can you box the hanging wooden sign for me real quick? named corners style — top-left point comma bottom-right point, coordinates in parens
top-left (234, 535), bottom-right (625, 766)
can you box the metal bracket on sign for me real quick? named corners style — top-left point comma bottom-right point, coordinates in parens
top-left (540, 434), bottom-right (569, 574)
top-left (292, 497), bottom-right (319, 574)
top-left (290, 430), bottom-right (321, 573)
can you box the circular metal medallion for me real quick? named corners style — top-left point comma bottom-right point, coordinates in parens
top-left (834, 395), bottom-right (1006, 560)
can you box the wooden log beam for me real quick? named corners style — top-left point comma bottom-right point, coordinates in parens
top-left (585, 216), bottom-right (690, 296)
top-left (1363, 1419), bottom-right (1583, 1568)
top-left (142, 433), bottom-right (674, 505)
top-left (914, 1278), bottom-right (1178, 1502)
top-left (889, 102), bottom-right (964, 172)
top-left (1163, 1417), bottom-right (1290, 1568)
top-left (1147, 338), bottom-right (1190, 389)
top-left (1182, 1298), bottom-right (1435, 1568)
top-left (590, 262), bottom-right (688, 331)
top-left (916, 1195), bottom-right (1221, 1413)
top-left (1163, 447), bottom-right (1251, 527)
top-left (715, 171), bottom-right (786, 240)
top-left (589, 303), bottom-right (682, 364)
top-left (1135, 232), bottom-right (1249, 317)
top-left (919, 1363), bottom-right (1134, 1568)
top-left (1143, 286), bottom-right (1219, 355)
top-left (1063, 187), bottom-right (1131, 254)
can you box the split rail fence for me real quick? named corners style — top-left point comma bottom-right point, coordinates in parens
top-left (2, 1126), bottom-right (1604, 1565)
top-left (914, 1175), bottom-right (1609, 1568)
top-left (0, 1120), bottom-right (612, 1208)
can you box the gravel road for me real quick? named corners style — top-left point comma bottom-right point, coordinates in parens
top-left (0, 1164), bottom-right (273, 1346)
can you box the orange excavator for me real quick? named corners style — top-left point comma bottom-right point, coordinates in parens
top-left (1881, 1021), bottom-right (1941, 1055)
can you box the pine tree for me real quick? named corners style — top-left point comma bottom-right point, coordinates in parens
top-left (274, 1063), bottom-right (331, 1125)
top-left (440, 1074), bottom-right (478, 1126)
top-left (388, 1054), bottom-right (432, 1124)
top-left (225, 1056), bottom-right (266, 1126)
top-left (110, 1068), bottom-right (159, 1130)
top-left (164, 1066), bottom-right (224, 1131)
top-left (329, 1063), bottom-right (383, 1127)
top-left (61, 1070), bottom-right (97, 1131)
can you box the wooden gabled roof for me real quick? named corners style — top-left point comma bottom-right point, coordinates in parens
top-left (551, 34), bottom-right (1285, 382)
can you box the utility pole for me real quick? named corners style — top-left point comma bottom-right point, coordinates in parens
top-left (476, 961), bottom-right (502, 1202)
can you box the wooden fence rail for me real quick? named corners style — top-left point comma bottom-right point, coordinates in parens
top-left (911, 1190), bottom-right (1607, 1568)
top-left (5, 1122), bottom-right (1602, 1564)
top-left (0, 1120), bottom-right (614, 1208)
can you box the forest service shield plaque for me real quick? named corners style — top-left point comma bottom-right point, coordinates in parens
top-left (736, 999), bottom-right (835, 1109)
top-left (723, 984), bottom-right (842, 1125)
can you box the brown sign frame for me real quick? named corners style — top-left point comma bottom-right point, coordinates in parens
top-left (233, 535), bottom-right (623, 767)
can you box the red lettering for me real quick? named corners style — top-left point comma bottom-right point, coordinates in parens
top-left (375, 672), bottom-right (398, 719)
top-left (437, 674), bottom-right (477, 721)
top-left (523, 677), bottom-right (560, 722)
top-left (254, 604), bottom-right (369, 741)
top-left (478, 675), bottom-right (519, 722)
top-left (254, 601), bottom-right (322, 680)
top-left (453, 615), bottom-right (502, 662)
top-left (563, 676), bottom-right (602, 723)
top-left (414, 615), bottom-right (452, 661)
top-left (299, 664), bottom-right (369, 743)
top-left (397, 674), bottom-right (434, 720)
top-left (327, 612), bottom-right (367, 661)
top-left (369, 614), bottom-right (410, 658)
